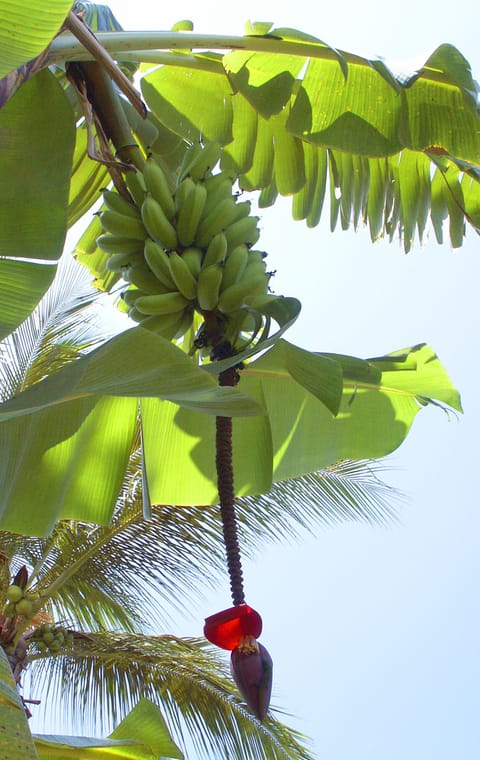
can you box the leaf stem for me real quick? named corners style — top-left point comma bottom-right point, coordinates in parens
top-left (47, 30), bottom-right (347, 65)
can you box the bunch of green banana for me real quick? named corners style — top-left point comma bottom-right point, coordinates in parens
top-left (96, 142), bottom-right (275, 348)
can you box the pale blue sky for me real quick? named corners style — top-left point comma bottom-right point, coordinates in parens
top-left (33, 2), bottom-right (480, 758)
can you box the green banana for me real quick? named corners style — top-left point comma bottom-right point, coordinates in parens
top-left (243, 259), bottom-right (267, 279)
top-left (224, 215), bottom-right (260, 251)
top-left (124, 263), bottom-right (172, 293)
top-left (174, 176), bottom-right (196, 215)
top-left (196, 264), bottom-right (223, 311)
top-left (176, 181), bottom-right (208, 247)
top-left (202, 174), bottom-right (235, 217)
top-left (125, 170), bottom-right (146, 207)
top-left (127, 306), bottom-right (146, 323)
top-left (142, 156), bottom-right (176, 220)
top-left (195, 197), bottom-right (238, 248)
top-left (105, 252), bottom-right (142, 273)
top-left (203, 232), bottom-right (228, 267)
top-left (181, 247), bottom-right (203, 279)
top-left (99, 210), bottom-right (147, 240)
top-left (203, 171), bottom-right (234, 196)
top-left (135, 292), bottom-right (189, 315)
top-left (143, 239), bottom-right (177, 289)
top-left (116, 295), bottom-right (130, 314)
top-left (171, 308), bottom-right (194, 340)
top-left (121, 288), bottom-right (147, 308)
top-left (141, 194), bottom-right (178, 250)
top-left (102, 189), bottom-right (142, 219)
top-left (246, 249), bottom-right (268, 266)
top-left (244, 293), bottom-right (281, 310)
top-left (178, 142), bottom-right (204, 180)
top-left (139, 310), bottom-right (189, 336)
top-left (217, 271), bottom-right (270, 313)
top-left (182, 141), bottom-right (222, 181)
top-left (229, 200), bottom-right (252, 223)
top-left (97, 234), bottom-right (145, 255)
top-left (220, 244), bottom-right (249, 290)
top-left (168, 252), bottom-right (198, 300)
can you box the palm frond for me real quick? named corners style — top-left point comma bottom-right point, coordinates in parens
top-left (0, 459), bottom-right (402, 636)
top-left (28, 632), bottom-right (314, 760)
top-left (0, 254), bottom-right (110, 400)
top-left (235, 459), bottom-right (404, 548)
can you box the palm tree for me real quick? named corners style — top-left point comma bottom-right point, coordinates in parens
top-left (0, 257), bottom-right (403, 758)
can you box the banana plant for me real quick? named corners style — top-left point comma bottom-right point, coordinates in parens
top-left (0, 1), bottom-right (469, 752)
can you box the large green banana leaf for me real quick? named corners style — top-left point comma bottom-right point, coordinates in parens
top-left (34, 699), bottom-right (183, 759)
top-left (139, 35), bottom-right (480, 251)
top-left (0, 0), bottom-right (72, 80)
top-left (0, 335), bottom-right (461, 534)
top-left (0, 68), bottom-right (75, 340)
top-left (0, 327), bottom-right (262, 534)
top-left (141, 341), bottom-right (461, 505)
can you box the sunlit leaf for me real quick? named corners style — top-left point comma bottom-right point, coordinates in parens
top-left (0, 328), bottom-right (263, 421)
top-left (224, 50), bottom-right (304, 119)
top-left (0, 0), bottom-right (72, 79)
top-left (141, 341), bottom-right (460, 506)
top-left (34, 700), bottom-right (184, 759)
top-left (0, 69), bottom-right (75, 338)
top-left (142, 64), bottom-right (233, 144)
top-left (136, 35), bottom-right (480, 248)
top-left (68, 123), bottom-right (110, 227)
top-left (287, 57), bottom-right (401, 156)
top-left (0, 396), bottom-right (138, 534)
top-left (110, 699), bottom-right (183, 759)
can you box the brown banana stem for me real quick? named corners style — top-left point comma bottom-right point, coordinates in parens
top-left (216, 366), bottom-right (245, 606)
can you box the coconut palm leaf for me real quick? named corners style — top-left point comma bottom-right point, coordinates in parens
top-left (27, 632), bottom-right (314, 760)
top-left (0, 254), bottom-right (110, 401)
top-left (0, 455), bottom-right (402, 637)
top-left (235, 459), bottom-right (403, 541)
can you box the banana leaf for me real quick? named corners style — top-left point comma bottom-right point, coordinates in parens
top-left (0, 69), bottom-right (75, 340)
top-left (33, 699), bottom-right (183, 759)
top-left (0, 336), bottom-right (461, 534)
top-left (0, 0), bottom-right (72, 81)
